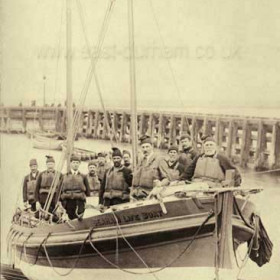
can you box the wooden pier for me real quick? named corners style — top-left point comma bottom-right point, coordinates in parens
top-left (1, 106), bottom-right (279, 170)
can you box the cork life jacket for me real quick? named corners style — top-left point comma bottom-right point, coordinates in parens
top-left (26, 172), bottom-right (39, 202)
top-left (193, 155), bottom-right (225, 185)
top-left (87, 174), bottom-right (100, 196)
top-left (61, 173), bottom-right (87, 200)
top-left (165, 161), bottom-right (180, 182)
top-left (103, 167), bottom-right (129, 200)
top-left (39, 171), bottom-right (56, 194)
top-left (132, 154), bottom-right (158, 190)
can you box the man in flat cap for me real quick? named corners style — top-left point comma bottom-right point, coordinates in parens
top-left (131, 135), bottom-right (166, 199)
top-left (123, 150), bottom-right (132, 170)
top-left (23, 159), bottom-right (40, 211)
top-left (58, 154), bottom-right (91, 220)
top-left (99, 147), bottom-right (132, 207)
top-left (178, 133), bottom-right (198, 170)
top-left (158, 145), bottom-right (185, 185)
top-left (180, 135), bottom-right (241, 187)
top-left (86, 160), bottom-right (101, 197)
top-left (35, 156), bottom-right (62, 213)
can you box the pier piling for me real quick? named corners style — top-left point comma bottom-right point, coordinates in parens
top-left (1, 106), bottom-right (279, 171)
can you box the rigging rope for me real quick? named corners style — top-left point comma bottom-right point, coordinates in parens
top-left (53, 0), bottom-right (65, 104)
top-left (111, 210), bottom-right (160, 280)
top-left (236, 223), bottom-right (256, 279)
top-left (89, 210), bottom-right (214, 275)
top-left (39, 209), bottom-right (213, 277)
top-left (76, 0), bottom-right (118, 146)
top-left (43, 228), bottom-right (95, 276)
top-left (43, 150), bottom-right (67, 213)
top-left (21, 233), bottom-right (51, 266)
top-left (70, 0), bottom-right (117, 147)
top-left (42, 0), bottom-right (116, 215)
top-left (148, 0), bottom-right (191, 138)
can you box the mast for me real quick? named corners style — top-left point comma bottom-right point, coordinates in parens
top-left (66, 0), bottom-right (73, 172)
top-left (128, 0), bottom-right (138, 170)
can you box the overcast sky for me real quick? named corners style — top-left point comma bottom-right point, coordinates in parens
top-left (1, 0), bottom-right (280, 112)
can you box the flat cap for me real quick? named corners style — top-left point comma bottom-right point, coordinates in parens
top-left (46, 155), bottom-right (55, 163)
top-left (180, 133), bottom-right (191, 141)
top-left (70, 154), bottom-right (81, 162)
top-left (123, 150), bottom-right (131, 157)
top-left (88, 160), bottom-right (98, 167)
top-left (97, 152), bottom-right (106, 158)
top-left (201, 135), bottom-right (215, 143)
top-left (168, 144), bottom-right (179, 153)
top-left (29, 158), bottom-right (38, 166)
top-left (139, 135), bottom-right (152, 145)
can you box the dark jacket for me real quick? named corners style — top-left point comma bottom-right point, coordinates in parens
top-left (99, 165), bottom-right (133, 204)
top-left (180, 153), bottom-right (242, 186)
top-left (178, 147), bottom-right (198, 170)
top-left (23, 171), bottom-right (40, 202)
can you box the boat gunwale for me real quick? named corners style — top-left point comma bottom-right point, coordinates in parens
top-left (13, 214), bottom-right (254, 248)
top-left (10, 194), bottom-right (253, 237)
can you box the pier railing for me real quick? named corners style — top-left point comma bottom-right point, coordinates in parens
top-left (1, 106), bottom-right (279, 170)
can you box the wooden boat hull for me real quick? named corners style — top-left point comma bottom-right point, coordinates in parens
top-left (32, 137), bottom-right (64, 151)
top-left (0, 263), bottom-right (28, 280)
top-left (9, 194), bottom-right (256, 280)
top-left (27, 129), bottom-right (65, 140)
top-left (16, 261), bottom-right (238, 280)
top-left (62, 144), bottom-right (96, 161)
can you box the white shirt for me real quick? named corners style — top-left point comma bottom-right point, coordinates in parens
top-left (71, 169), bottom-right (79, 175)
top-left (144, 152), bottom-right (154, 162)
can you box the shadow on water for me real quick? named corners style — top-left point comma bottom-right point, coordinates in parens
top-left (0, 134), bottom-right (279, 280)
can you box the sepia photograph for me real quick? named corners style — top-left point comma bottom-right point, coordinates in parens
top-left (0, 0), bottom-right (279, 280)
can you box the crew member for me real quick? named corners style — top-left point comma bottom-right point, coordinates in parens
top-left (178, 134), bottom-right (198, 170)
top-left (123, 150), bottom-right (132, 170)
top-left (131, 135), bottom-right (166, 199)
top-left (158, 145), bottom-right (185, 185)
top-left (99, 148), bottom-right (132, 206)
top-left (181, 135), bottom-right (241, 187)
top-left (87, 160), bottom-right (101, 196)
top-left (59, 155), bottom-right (91, 220)
top-left (35, 156), bottom-right (62, 213)
top-left (23, 159), bottom-right (40, 211)
top-left (97, 152), bottom-right (110, 183)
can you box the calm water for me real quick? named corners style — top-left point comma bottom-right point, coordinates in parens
top-left (0, 134), bottom-right (279, 280)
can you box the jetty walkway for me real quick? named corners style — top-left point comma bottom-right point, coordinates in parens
top-left (0, 106), bottom-right (279, 171)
